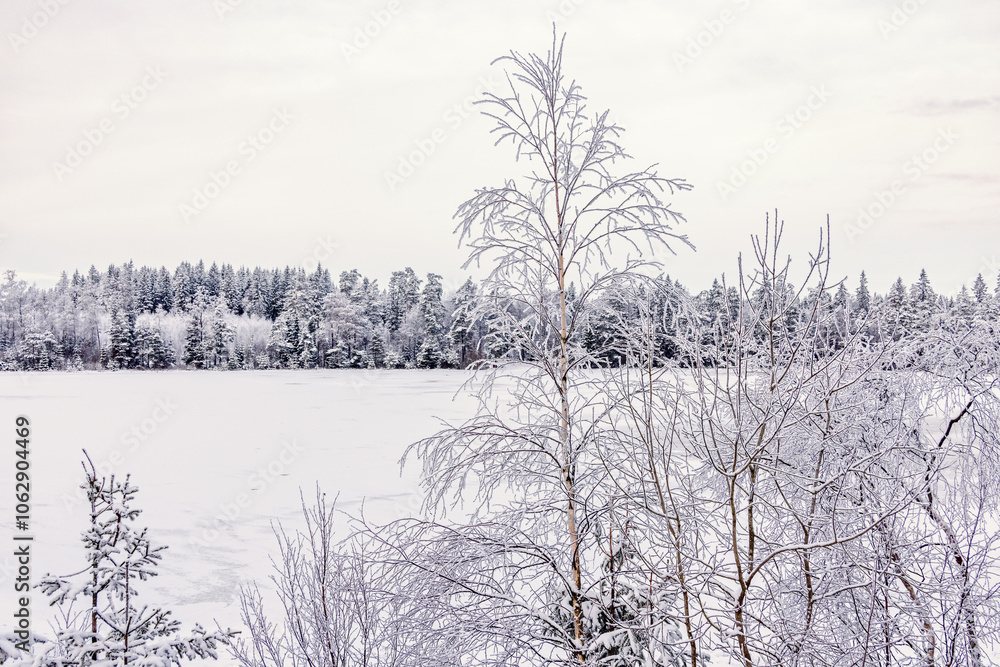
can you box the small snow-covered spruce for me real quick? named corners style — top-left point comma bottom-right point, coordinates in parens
top-left (0, 454), bottom-right (234, 667)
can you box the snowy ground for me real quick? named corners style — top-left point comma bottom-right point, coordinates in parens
top-left (0, 369), bottom-right (485, 666)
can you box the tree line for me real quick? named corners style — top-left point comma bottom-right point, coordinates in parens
top-left (1, 259), bottom-right (998, 372)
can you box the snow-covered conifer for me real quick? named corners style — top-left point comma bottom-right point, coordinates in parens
top-left (1, 455), bottom-right (233, 667)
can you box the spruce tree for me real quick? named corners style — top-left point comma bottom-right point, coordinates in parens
top-left (183, 312), bottom-right (205, 369)
top-left (886, 277), bottom-right (907, 312)
top-left (909, 268), bottom-right (937, 331)
top-left (147, 327), bottom-right (174, 369)
top-left (209, 302), bottom-right (234, 368)
top-left (973, 273), bottom-right (988, 303)
top-left (27, 455), bottom-right (233, 666)
top-left (206, 262), bottom-right (221, 299)
top-left (339, 269), bottom-right (362, 302)
top-left (107, 309), bottom-right (133, 370)
top-left (71, 345), bottom-right (84, 371)
top-left (416, 273), bottom-right (446, 368)
top-left (701, 278), bottom-right (727, 349)
top-left (369, 328), bottom-right (387, 368)
top-left (954, 285), bottom-right (975, 322)
top-left (449, 278), bottom-right (477, 367)
top-left (855, 271), bottom-right (871, 312)
top-left (156, 267), bottom-right (174, 313)
top-left (833, 283), bottom-right (849, 310)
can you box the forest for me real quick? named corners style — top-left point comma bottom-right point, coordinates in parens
top-left (1, 257), bottom-right (997, 373)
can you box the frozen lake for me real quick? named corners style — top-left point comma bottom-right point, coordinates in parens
top-left (0, 370), bottom-right (484, 664)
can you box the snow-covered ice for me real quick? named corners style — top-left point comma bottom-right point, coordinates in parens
top-left (0, 369), bottom-right (482, 666)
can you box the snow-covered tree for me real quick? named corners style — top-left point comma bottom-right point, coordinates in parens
top-left (406, 31), bottom-right (691, 666)
top-left (416, 273), bottom-right (447, 369)
top-left (1, 455), bottom-right (233, 666)
top-left (972, 273), bottom-right (989, 303)
top-left (208, 302), bottom-right (235, 368)
top-left (134, 322), bottom-right (174, 369)
top-left (182, 311), bottom-right (206, 369)
top-left (231, 491), bottom-right (464, 667)
top-left (107, 309), bottom-right (134, 369)
top-left (449, 277), bottom-right (478, 367)
top-left (855, 270), bottom-right (871, 313)
top-left (597, 216), bottom-right (1000, 667)
top-left (909, 267), bottom-right (937, 331)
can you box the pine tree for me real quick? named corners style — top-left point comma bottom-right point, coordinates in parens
top-left (833, 283), bottom-right (849, 310)
top-left (449, 278), bottom-right (477, 367)
top-left (209, 302), bottom-right (234, 369)
top-left (266, 315), bottom-right (292, 368)
top-left (368, 328), bottom-right (387, 368)
top-left (148, 326), bottom-right (175, 369)
top-left (26, 455), bottom-right (233, 666)
top-left (221, 264), bottom-right (241, 314)
top-left (855, 271), bottom-right (871, 312)
top-left (206, 262), bottom-right (221, 299)
top-left (134, 324), bottom-right (156, 368)
top-left (339, 269), bottom-right (362, 302)
top-left (70, 345), bottom-right (84, 371)
top-left (954, 285), bottom-right (975, 323)
top-left (183, 312), bottom-right (205, 369)
top-left (416, 273), bottom-right (446, 368)
top-left (886, 277), bottom-right (907, 312)
top-left (909, 268), bottom-right (937, 331)
top-left (155, 267), bottom-right (174, 313)
top-left (107, 309), bottom-right (133, 369)
top-left (973, 273), bottom-right (988, 303)
top-left (386, 268), bottom-right (422, 334)
top-left (300, 328), bottom-right (319, 369)
top-left (286, 316), bottom-right (303, 368)
top-left (136, 267), bottom-right (155, 314)
top-left (172, 263), bottom-right (195, 312)
top-left (701, 278), bottom-right (727, 350)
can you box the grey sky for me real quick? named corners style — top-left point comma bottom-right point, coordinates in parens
top-left (1, 0), bottom-right (997, 296)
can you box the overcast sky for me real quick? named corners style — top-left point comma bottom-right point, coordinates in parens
top-left (1, 0), bottom-right (997, 296)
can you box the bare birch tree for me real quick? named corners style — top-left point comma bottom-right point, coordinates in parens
top-left (405, 29), bottom-right (691, 666)
top-left (596, 213), bottom-right (1000, 667)
top-left (230, 490), bottom-right (466, 667)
